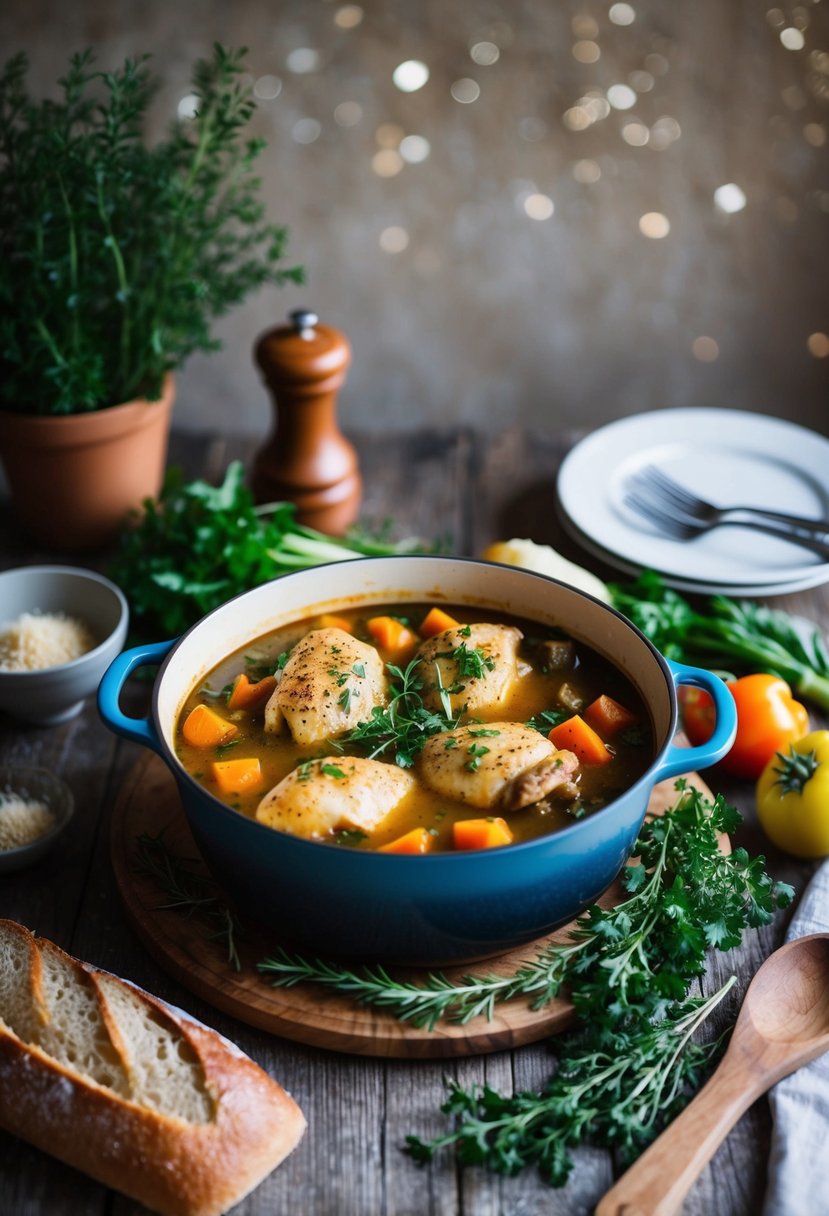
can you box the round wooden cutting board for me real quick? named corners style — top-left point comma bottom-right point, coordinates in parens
top-left (110, 751), bottom-right (718, 1059)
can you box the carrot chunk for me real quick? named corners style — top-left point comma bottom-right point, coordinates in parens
top-left (182, 704), bottom-right (239, 748)
top-left (418, 607), bottom-right (461, 638)
top-left (366, 615), bottom-right (418, 656)
top-left (583, 694), bottom-right (638, 739)
top-left (379, 828), bottom-right (435, 854)
top-left (452, 817), bottom-right (514, 851)
top-left (226, 672), bottom-right (278, 712)
top-left (316, 613), bottom-right (354, 633)
top-left (211, 757), bottom-right (263, 794)
top-left (548, 715), bottom-right (612, 765)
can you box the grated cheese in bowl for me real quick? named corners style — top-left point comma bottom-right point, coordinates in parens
top-left (0, 791), bottom-right (55, 850)
top-left (0, 767), bottom-right (73, 871)
top-left (0, 611), bottom-right (98, 672)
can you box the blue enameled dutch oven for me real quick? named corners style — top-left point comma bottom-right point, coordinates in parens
top-left (99, 556), bottom-right (736, 965)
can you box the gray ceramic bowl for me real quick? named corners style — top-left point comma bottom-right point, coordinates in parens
top-left (0, 565), bottom-right (129, 725)
top-left (0, 765), bottom-right (75, 873)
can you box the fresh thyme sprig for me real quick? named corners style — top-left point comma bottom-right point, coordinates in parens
top-left (133, 831), bottom-right (244, 971)
top-left (406, 981), bottom-right (736, 1185)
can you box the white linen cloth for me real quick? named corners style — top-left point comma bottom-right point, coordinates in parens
top-left (762, 859), bottom-right (829, 1216)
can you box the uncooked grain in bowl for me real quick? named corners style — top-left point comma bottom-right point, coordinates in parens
top-left (0, 791), bottom-right (55, 850)
top-left (0, 611), bottom-right (98, 672)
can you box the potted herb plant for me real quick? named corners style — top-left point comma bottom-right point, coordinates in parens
top-left (0, 44), bottom-right (302, 551)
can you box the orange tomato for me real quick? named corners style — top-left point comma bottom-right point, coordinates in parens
top-left (681, 673), bottom-right (809, 780)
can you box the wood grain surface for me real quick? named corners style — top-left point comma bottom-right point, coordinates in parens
top-left (110, 751), bottom-right (719, 1058)
top-left (1, 424), bottom-right (825, 1216)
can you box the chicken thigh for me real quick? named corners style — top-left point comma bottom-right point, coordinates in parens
top-left (256, 756), bottom-right (415, 839)
top-left (419, 722), bottom-right (579, 812)
top-left (416, 623), bottom-right (523, 715)
top-left (264, 627), bottom-right (386, 744)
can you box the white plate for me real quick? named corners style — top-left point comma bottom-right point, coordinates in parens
top-left (556, 408), bottom-right (829, 593)
top-left (559, 508), bottom-right (829, 598)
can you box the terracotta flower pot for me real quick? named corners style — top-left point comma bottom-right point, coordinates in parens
top-left (0, 376), bottom-right (175, 553)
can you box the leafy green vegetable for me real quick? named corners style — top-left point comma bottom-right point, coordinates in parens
top-left (108, 461), bottom-right (425, 637)
top-left (258, 783), bottom-right (792, 1184)
top-left (611, 571), bottom-right (829, 710)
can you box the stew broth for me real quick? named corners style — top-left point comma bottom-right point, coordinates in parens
top-left (175, 603), bottom-right (655, 851)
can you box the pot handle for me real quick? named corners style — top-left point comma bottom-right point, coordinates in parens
top-left (97, 640), bottom-right (174, 754)
top-left (652, 660), bottom-right (737, 783)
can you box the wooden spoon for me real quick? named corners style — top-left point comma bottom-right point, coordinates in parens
top-left (596, 933), bottom-right (829, 1216)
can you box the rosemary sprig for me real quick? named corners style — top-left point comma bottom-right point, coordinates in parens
top-left (133, 831), bottom-right (244, 971)
top-left (256, 941), bottom-right (580, 1031)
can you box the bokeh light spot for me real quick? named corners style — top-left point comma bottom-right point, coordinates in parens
top-left (692, 336), bottom-right (720, 362)
top-left (393, 60), bottom-right (430, 92)
top-left (607, 84), bottom-right (637, 110)
top-left (470, 41), bottom-right (500, 66)
top-left (639, 211), bottom-right (670, 238)
top-left (714, 183), bottom-right (747, 213)
top-left (286, 48), bottom-right (320, 73)
top-left (379, 226), bottom-right (409, 253)
top-left (334, 5), bottom-right (363, 29)
top-left (609, 4), bottom-right (636, 25)
top-left (524, 193), bottom-right (555, 220)
top-left (451, 78), bottom-right (481, 103)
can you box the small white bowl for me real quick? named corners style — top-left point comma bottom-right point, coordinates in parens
top-left (0, 765), bottom-right (75, 873)
top-left (0, 565), bottom-right (129, 725)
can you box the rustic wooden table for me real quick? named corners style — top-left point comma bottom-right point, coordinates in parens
top-left (1, 426), bottom-right (825, 1216)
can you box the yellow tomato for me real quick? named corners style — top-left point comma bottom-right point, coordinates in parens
top-left (755, 730), bottom-right (829, 858)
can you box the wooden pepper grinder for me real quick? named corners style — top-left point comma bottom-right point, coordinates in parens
top-left (251, 309), bottom-right (362, 534)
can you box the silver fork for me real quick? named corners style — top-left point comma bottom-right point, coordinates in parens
top-left (634, 465), bottom-right (829, 537)
top-left (624, 482), bottom-right (829, 561)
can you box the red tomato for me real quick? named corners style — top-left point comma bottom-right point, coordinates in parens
top-left (680, 674), bottom-right (809, 780)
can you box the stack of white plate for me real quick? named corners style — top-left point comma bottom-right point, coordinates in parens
top-left (555, 408), bottom-right (829, 596)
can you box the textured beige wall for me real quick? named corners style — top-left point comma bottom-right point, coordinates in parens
top-left (3, 0), bottom-right (828, 440)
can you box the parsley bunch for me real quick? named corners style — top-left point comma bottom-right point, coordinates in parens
top-left (108, 461), bottom-right (425, 637)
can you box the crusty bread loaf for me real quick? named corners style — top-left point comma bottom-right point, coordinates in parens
top-left (0, 919), bottom-right (305, 1216)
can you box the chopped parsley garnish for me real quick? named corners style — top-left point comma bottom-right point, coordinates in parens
top-left (451, 642), bottom-right (495, 680)
top-left (332, 828), bottom-right (368, 847)
top-left (465, 742), bottom-right (491, 771)
top-left (344, 658), bottom-right (460, 768)
top-left (321, 763), bottom-right (347, 779)
top-left (526, 708), bottom-right (569, 734)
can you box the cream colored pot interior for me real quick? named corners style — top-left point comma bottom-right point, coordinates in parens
top-left (155, 558), bottom-right (673, 756)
